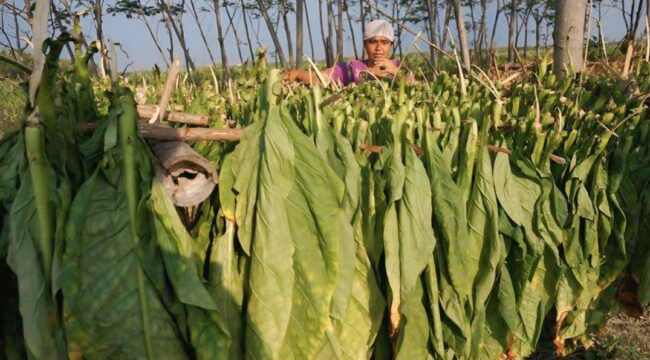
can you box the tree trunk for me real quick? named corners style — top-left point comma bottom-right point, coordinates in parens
top-left (94, 0), bottom-right (108, 70)
top-left (515, 5), bottom-right (532, 54)
top-left (553, 0), bottom-right (588, 76)
top-left (162, 6), bottom-right (175, 65)
top-left (425, 0), bottom-right (439, 67)
top-left (327, 0), bottom-right (337, 63)
top-left (188, 0), bottom-right (217, 65)
top-left (490, 0), bottom-right (502, 55)
top-left (391, 0), bottom-right (402, 58)
top-left (223, 4), bottom-right (245, 64)
top-left (631, 0), bottom-right (644, 39)
top-left (240, 0), bottom-right (255, 62)
top-left (177, 0), bottom-right (194, 71)
top-left (535, 18), bottom-right (541, 59)
top-left (451, 0), bottom-right (471, 70)
top-left (296, 0), bottom-right (304, 67)
top-left (280, 0), bottom-right (295, 67)
top-left (477, 0), bottom-right (488, 64)
top-left (213, 0), bottom-right (231, 77)
top-left (336, 0), bottom-right (344, 61)
top-left (468, 1), bottom-right (477, 55)
top-left (161, 0), bottom-right (195, 73)
top-left (141, 15), bottom-right (171, 67)
top-left (523, 9), bottom-right (529, 57)
top-left (256, 0), bottom-right (287, 67)
top-left (318, 0), bottom-right (331, 65)
top-left (508, 0), bottom-right (517, 62)
top-left (303, 0), bottom-right (316, 59)
top-left (13, 1), bottom-right (21, 51)
top-left (344, 0), bottom-right (359, 59)
top-left (441, 3), bottom-right (452, 50)
top-left (360, 0), bottom-right (365, 33)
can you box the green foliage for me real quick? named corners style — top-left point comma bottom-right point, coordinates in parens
top-left (1, 37), bottom-right (650, 360)
top-left (0, 78), bottom-right (26, 138)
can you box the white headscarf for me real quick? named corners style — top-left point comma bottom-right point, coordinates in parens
top-left (363, 19), bottom-right (394, 42)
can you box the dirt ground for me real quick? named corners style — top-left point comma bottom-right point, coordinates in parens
top-left (529, 311), bottom-right (650, 360)
top-left (587, 312), bottom-right (650, 360)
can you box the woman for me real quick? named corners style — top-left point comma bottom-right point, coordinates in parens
top-left (284, 19), bottom-right (409, 86)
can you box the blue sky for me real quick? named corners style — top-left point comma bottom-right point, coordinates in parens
top-left (92, 1), bottom-right (631, 70)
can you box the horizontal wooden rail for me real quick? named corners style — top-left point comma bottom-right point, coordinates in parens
top-left (79, 122), bottom-right (241, 141)
top-left (137, 105), bottom-right (210, 126)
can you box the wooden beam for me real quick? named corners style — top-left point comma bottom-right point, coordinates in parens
top-left (79, 122), bottom-right (242, 141)
top-left (137, 105), bottom-right (209, 126)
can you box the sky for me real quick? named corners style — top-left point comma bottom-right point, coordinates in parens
top-left (3, 1), bottom-right (635, 70)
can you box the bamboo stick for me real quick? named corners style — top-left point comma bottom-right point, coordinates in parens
top-left (150, 59), bottom-right (180, 123)
top-left (79, 122), bottom-right (241, 141)
top-left (137, 105), bottom-right (209, 126)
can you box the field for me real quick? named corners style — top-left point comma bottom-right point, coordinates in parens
top-left (1, 39), bottom-right (649, 360)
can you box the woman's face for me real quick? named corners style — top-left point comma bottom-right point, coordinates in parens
top-left (364, 36), bottom-right (393, 65)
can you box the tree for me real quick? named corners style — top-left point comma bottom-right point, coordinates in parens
top-left (213, 0), bottom-right (230, 77)
top-left (187, 0), bottom-right (217, 65)
top-left (240, 0), bottom-right (256, 62)
top-left (159, 0), bottom-right (196, 73)
top-left (530, 0), bottom-right (553, 58)
top-left (618, 0), bottom-right (644, 42)
top-left (107, 0), bottom-right (172, 67)
top-left (451, 0), bottom-right (471, 70)
top-left (279, 0), bottom-right (294, 67)
top-left (508, 0), bottom-right (517, 62)
top-left (336, 0), bottom-right (343, 61)
top-left (553, 0), bottom-right (588, 76)
top-left (255, 0), bottom-right (288, 67)
top-left (296, 0), bottom-right (304, 67)
top-left (222, 3), bottom-right (245, 64)
top-left (343, 0), bottom-right (358, 59)
top-left (425, 0), bottom-right (439, 67)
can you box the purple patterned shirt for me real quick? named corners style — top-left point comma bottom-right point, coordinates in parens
top-left (325, 59), bottom-right (401, 85)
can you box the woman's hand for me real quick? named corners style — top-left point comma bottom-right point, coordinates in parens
top-left (369, 59), bottom-right (399, 79)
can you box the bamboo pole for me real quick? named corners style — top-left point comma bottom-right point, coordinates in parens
top-left (137, 105), bottom-right (209, 126)
top-left (79, 122), bottom-right (241, 141)
top-left (150, 59), bottom-right (180, 123)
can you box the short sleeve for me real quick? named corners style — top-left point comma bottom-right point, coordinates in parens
top-left (324, 64), bottom-right (347, 85)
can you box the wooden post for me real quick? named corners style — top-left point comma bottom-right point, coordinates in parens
top-left (150, 59), bottom-right (180, 123)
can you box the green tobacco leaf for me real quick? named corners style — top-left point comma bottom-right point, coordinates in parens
top-left (422, 133), bottom-right (471, 357)
top-left (468, 147), bottom-right (503, 358)
top-left (60, 93), bottom-right (189, 359)
top-left (7, 172), bottom-right (67, 360)
top-left (398, 148), bottom-right (436, 300)
top-left (150, 179), bottom-right (232, 358)
top-left (388, 146), bottom-right (437, 357)
top-left (222, 72), bottom-right (353, 358)
top-left (493, 153), bottom-right (543, 254)
top-left (423, 134), bottom-right (471, 302)
top-left (6, 124), bottom-right (69, 360)
top-left (237, 105), bottom-right (296, 359)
